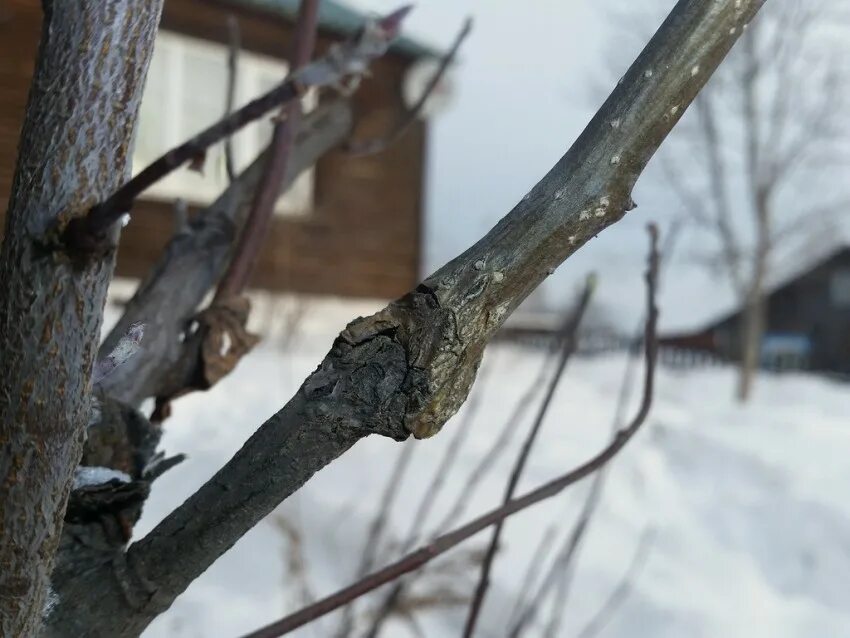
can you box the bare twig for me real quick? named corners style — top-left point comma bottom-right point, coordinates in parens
top-left (574, 528), bottom-right (656, 638)
top-left (515, 223), bottom-right (676, 637)
top-left (524, 220), bottom-right (682, 638)
top-left (347, 17), bottom-right (472, 156)
top-left (238, 226), bottom-right (659, 638)
top-left (365, 290), bottom-right (637, 638)
top-left (63, 6), bottom-right (413, 249)
top-left (352, 355), bottom-right (497, 638)
top-left (401, 351), bottom-right (498, 551)
top-left (215, 0), bottom-right (320, 299)
top-left (225, 15), bottom-right (241, 183)
top-left (97, 100), bottom-right (354, 407)
top-left (515, 331), bottom-right (646, 638)
top-left (334, 441), bottom-right (416, 637)
top-left (462, 276), bottom-right (596, 637)
top-left (516, 472), bottom-right (606, 638)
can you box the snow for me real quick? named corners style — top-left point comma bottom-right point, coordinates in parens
top-left (117, 297), bottom-right (850, 638)
top-left (73, 466), bottom-right (132, 489)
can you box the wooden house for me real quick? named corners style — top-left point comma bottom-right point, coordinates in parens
top-left (662, 243), bottom-right (850, 374)
top-left (0, 0), bottom-right (442, 299)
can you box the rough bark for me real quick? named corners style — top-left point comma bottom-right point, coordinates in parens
top-left (0, 2), bottom-right (162, 635)
top-left (40, 2), bottom-right (767, 635)
top-left (97, 101), bottom-right (353, 407)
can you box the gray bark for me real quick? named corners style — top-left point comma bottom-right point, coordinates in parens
top-left (0, 1), bottom-right (162, 635)
top-left (43, 1), bottom-right (766, 635)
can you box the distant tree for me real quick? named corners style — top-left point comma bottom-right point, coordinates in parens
top-left (640, 0), bottom-right (850, 399)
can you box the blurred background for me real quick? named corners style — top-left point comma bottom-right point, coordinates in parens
top-left (3, 0), bottom-right (850, 636)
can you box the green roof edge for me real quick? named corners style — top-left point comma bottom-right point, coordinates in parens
top-left (226, 0), bottom-right (443, 59)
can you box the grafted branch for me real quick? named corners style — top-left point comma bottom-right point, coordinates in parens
top-left (239, 225), bottom-right (659, 638)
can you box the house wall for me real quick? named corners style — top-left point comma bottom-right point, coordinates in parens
top-left (705, 250), bottom-right (850, 373)
top-left (766, 251), bottom-right (850, 373)
top-left (0, 0), bottom-right (425, 299)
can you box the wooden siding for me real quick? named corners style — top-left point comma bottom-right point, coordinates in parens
top-left (0, 0), bottom-right (425, 299)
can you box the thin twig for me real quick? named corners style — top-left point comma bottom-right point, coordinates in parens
top-left (512, 325), bottom-right (645, 638)
top-left (63, 6), bottom-right (413, 249)
top-left (347, 17), bottom-right (472, 156)
top-left (239, 226), bottom-right (659, 638)
top-left (363, 301), bottom-right (600, 638)
top-left (400, 350), bottom-right (498, 552)
top-left (504, 515), bottom-right (561, 628)
top-left (334, 441), bottom-right (416, 638)
top-left (574, 528), bottom-right (656, 638)
top-left (356, 354), bottom-right (498, 638)
top-left (462, 276), bottom-right (596, 637)
top-left (525, 473), bottom-right (606, 638)
top-left (225, 15), bottom-right (241, 183)
top-left (513, 223), bottom-right (676, 637)
top-left (215, 0), bottom-right (320, 299)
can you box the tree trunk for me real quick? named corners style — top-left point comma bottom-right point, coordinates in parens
top-left (0, 2), bottom-right (161, 634)
top-left (736, 292), bottom-right (764, 401)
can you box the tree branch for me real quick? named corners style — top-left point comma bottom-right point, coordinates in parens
top-left (333, 441), bottom-right (416, 638)
top-left (362, 304), bottom-right (585, 638)
top-left (215, 0), bottom-right (320, 298)
top-left (62, 6), bottom-right (413, 251)
top-left (0, 2), bottom-right (162, 634)
top-left (238, 225), bottom-right (660, 638)
top-left (96, 101), bottom-right (353, 407)
top-left (48, 1), bottom-right (764, 632)
top-left (224, 15), bottom-right (241, 183)
top-left (462, 277), bottom-right (595, 637)
top-left (347, 17), bottom-right (472, 156)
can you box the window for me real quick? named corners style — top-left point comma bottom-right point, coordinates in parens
top-left (830, 269), bottom-right (850, 307)
top-left (133, 31), bottom-right (315, 216)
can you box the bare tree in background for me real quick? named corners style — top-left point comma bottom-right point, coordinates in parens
top-left (0, 1), bottom-right (766, 636)
top-left (648, 0), bottom-right (850, 399)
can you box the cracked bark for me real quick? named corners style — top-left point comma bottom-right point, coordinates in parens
top-left (44, 0), bottom-right (766, 635)
top-left (0, 2), bottom-right (162, 634)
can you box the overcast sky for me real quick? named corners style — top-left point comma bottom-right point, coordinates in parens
top-left (342, 1), bottom-right (846, 332)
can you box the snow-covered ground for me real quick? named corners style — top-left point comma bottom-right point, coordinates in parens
top-left (118, 296), bottom-right (850, 638)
